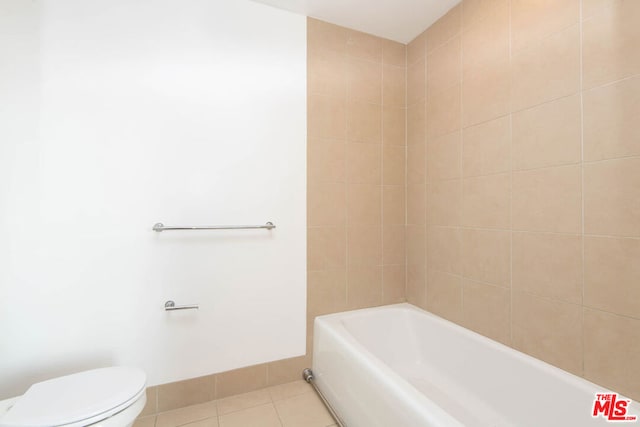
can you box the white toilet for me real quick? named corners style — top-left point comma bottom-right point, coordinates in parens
top-left (0, 367), bottom-right (146, 427)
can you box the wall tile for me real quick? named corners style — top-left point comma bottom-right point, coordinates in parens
top-left (510, 0), bottom-right (579, 52)
top-left (407, 30), bottom-right (427, 65)
top-left (427, 226), bottom-right (461, 274)
top-left (512, 292), bottom-right (583, 376)
top-left (462, 57), bottom-right (510, 127)
top-left (407, 184), bottom-right (426, 226)
top-left (426, 5), bottom-right (461, 52)
top-left (307, 270), bottom-right (347, 318)
top-left (512, 232), bottom-right (582, 304)
top-left (383, 265), bottom-right (406, 304)
top-left (462, 279), bottom-right (511, 345)
top-left (584, 236), bottom-right (640, 319)
top-left (307, 182), bottom-right (346, 227)
top-left (347, 183), bottom-right (381, 226)
top-left (307, 48), bottom-right (346, 98)
top-left (346, 30), bottom-right (383, 62)
top-left (462, 173), bottom-right (511, 229)
top-left (383, 144), bottom-right (406, 185)
top-left (307, 227), bottom-right (346, 271)
top-left (307, 94), bottom-right (346, 140)
top-left (426, 270), bottom-right (463, 323)
top-left (461, 228), bottom-right (511, 287)
top-left (407, 263), bottom-right (427, 307)
top-left (307, 138), bottom-right (345, 184)
top-left (584, 308), bottom-right (640, 401)
top-left (407, 57), bottom-right (426, 106)
top-left (462, 116), bottom-right (510, 177)
top-left (583, 0), bottom-right (640, 89)
top-left (512, 94), bottom-right (581, 170)
top-left (427, 84), bottom-right (461, 138)
top-left (406, 225), bottom-right (426, 266)
top-left (346, 142), bottom-right (381, 183)
top-left (512, 165), bottom-right (581, 233)
top-left (383, 185), bottom-right (405, 225)
top-left (347, 58), bottom-right (382, 104)
top-left (427, 131), bottom-right (461, 181)
top-left (397, 0), bottom-right (640, 404)
top-left (267, 355), bottom-right (312, 387)
top-left (216, 365), bottom-right (268, 399)
top-left (407, 142), bottom-right (426, 184)
top-left (347, 226), bottom-right (382, 267)
top-left (511, 25), bottom-right (580, 112)
top-left (462, 0), bottom-right (507, 27)
top-left (462, 0), bottom-right (509, 73)
top-left (383, 107), bottom-right (406, 146)
top-left (581, 0), bottom-right (625, 20)
top-left (307, 18), bottom-right (348, 54)
top-left (347, 266), bottom-right (383, 309)
top-left (383, 225), bottom-right (406, 265)
top-left (427, 179), bottom-right (462, 226)
top-left (407, 102), bottom-right (426, 145)
top-left (427, 36), bottom-right (461, 94)
top-left (583, 74), bottom-right (640, 161)
top-left (382, 39), bottom-right (406, 67)
top-left (157, 375), bottom-right (214, 411)
top-left (584, 157), bottom-right (640, 237)
top-left (346, 101), bottom-right (381, 143)
top-left (383, 64), bottom-right (406, 108)
top-left (140, 386), bottom-right (157, 416)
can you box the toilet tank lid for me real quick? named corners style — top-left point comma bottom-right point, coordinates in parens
top-left (0, 367), bottom-right (146, 427)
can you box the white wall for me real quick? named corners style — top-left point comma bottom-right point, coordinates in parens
top-left (0, 0), bottom-right (306, 398)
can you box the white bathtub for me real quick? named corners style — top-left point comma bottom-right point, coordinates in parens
top-left (312, 303), bottom-right (639, 427)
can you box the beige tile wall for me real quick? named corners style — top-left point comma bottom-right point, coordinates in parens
top-left (140, 19), bottom-right (407, 415)
top-left (407, 0), bottom-right (640, 401)
top-left (306, 17), bottom-right (407, 330)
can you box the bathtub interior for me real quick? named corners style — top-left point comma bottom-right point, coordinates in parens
top-left (316, 304), bottom-right (640, 427)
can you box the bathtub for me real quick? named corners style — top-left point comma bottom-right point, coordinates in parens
top-left (312, 303), bottom-right (640, 427)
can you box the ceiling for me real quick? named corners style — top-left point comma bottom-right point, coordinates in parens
top-left (250, 0), bottom-right (461, 44)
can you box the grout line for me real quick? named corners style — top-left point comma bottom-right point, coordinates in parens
top-left (582, 71), bottom-right (640, 93)
top-left (344, 49), bottom-right (350, 310)
top-left (582, 306), bottom-right (640, 323)
top-left (427, 225), bottom-right (640, 241)
top-left (423, 35), bottom-right (429, 309)
top-left (508, 0), bottom-right (514, 347)
top-left (459, 1), bottom-right (465, 321)
top-left (404, 43), bottom-right (409, 303)
top-left (583, 154), bottom-right (640, 165)
top-left (579, 0), bottom-right (586, 378)
top-left (381, 53), bottom-right (386, 303)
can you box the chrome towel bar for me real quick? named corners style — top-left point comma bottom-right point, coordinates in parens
top-left (164, 300), bottom-right (199, 311)
top-left (153, 221), bottom-right (276, 232)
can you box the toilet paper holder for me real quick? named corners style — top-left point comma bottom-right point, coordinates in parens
top-left (164, 300), bottom-right (199, 311)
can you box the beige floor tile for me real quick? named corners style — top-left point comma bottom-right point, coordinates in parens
top-left (217, 389), bottom-right (272, 416)
top-left (218, 403), bottom-right (282, 427)
top-left (134, 416), bottom-right (156, 427)
top-left (183, 418), bottom-right (219, 427)
top-left (268, 380), bottom-right (313, 401)
top-left (156, 402), bottom-right (218, 427)
top-left (274, 385), bottom-right (335, 427)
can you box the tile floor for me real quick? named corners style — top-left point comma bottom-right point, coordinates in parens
top-left (134, 380), bottom-right (337, 427)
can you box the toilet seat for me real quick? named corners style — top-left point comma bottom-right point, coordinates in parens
top-left (0, 367), bottom-right (146, 427)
